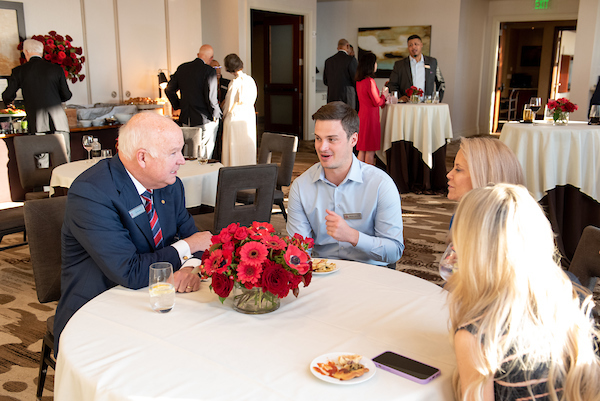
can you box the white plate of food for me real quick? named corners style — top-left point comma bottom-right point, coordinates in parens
top-left (310, 352), bottom-right (376, 385)
top-left (311, 258), bottom-right (338, 275)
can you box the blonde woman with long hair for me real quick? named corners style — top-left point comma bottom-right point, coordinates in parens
top-left (448, 184), bottom-right (600, 401)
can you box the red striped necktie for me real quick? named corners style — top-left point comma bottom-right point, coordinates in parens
top-left (141, 190), bottom-right (163, 249)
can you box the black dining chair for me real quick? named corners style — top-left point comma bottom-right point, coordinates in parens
top-left (569, 225), bottom-right (600, 292)
top-left (194, 164), bottom-right (277, 234)
top-left (0, 204), bottom-right (27, 251)
top-left (23, 196), bottom-right (67, 400)
top-left (14, 134), bottom-right (69, 200)
top-left (236, 133), bottom-right (298, 221)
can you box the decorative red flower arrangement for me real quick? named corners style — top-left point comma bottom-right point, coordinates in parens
top-left (406, 86), bottom-right (424, 97)
top-left (201, 221), bottom-right (314, 303)
top-left (547, 98), bottom-right (578, 113)
top-left (18, 31), bottom-right (86, 84)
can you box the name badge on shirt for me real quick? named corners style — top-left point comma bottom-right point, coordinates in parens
top-left (343, 213), bottom-right (362, 220)
top-left (128, 204), bottom-right (145, 219)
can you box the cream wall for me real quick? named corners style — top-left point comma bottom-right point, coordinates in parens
top-left (14, 0), bottom-right (202, 105)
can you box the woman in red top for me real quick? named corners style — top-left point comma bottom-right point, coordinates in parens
top-left (355, 52), bottom-right (388, 165)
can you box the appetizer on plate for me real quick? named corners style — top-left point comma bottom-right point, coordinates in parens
top-left (312, 259), bottom-right (336, 273)
top-left (313, 354), bottom-right (370, 381)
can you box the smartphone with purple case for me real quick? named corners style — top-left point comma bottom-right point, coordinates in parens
top-left (372, 351), bottom-right (440, 384)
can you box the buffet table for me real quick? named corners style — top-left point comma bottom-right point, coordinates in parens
top-left (376, 103), bottom-right (453, 193)
top-left (500, 121), bottom-right (600, 264)
top-left (55, 260), bottom-right (456, 401)
top-left (50, 159), bottom-right (222, 208)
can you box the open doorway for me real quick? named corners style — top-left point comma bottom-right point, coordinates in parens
top-left (550, 28), bottom-right (576, 100)
top-left (492, 20), bottom-right (576, 132)
top-left (251, 10), bottom-right (304, 140)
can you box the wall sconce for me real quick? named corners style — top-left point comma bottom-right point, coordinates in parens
top-left (158, 69), bottom-right (169, 98)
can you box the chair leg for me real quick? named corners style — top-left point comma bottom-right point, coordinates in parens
top-left (275, 199), bottom-right (287, 222)
top-left (37, 335), bottom-right (52, 400)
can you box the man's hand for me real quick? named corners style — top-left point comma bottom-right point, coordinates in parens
top-left (400, 95), bottom-right (409, 102)
top-left (173, 266), bottom-right (200, 293)
top-left (325, 209), bottom-right (359, 247)
top-left (184, 231), bottom-right (212, 254)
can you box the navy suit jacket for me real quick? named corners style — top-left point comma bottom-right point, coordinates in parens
top-left (323, 51), bottom-right (358, 109)
top-left (54, 156), bottom-right (198, 354)
top-left (165, 58), bottom-right (222, 126)
top-left (2, 56), bottom-right (72, 133)
top-left (387, 55), bottom-right (444, 101)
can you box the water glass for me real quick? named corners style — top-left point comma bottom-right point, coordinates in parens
top-left (101, 149), bottom-right (112, 158)
top-left (425, 95), bottom-right (433, 103)
top-left (149, 262), bottom-right (175, 313)
top-left (438, 243), bottom-right (458, 281)
top-left (197, 144), bottom-right (208, 165)
top-left (589, 105), bottom-right (600, 125)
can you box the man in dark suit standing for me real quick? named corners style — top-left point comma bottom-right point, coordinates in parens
top-left (323, 39), bottom-right (358, 110)
top-left (166, 44), bottom-right (222, 160)
top-left (2, 38), bottom-right (72, 158)
top-left (54, 112), bottom-right (212, 354)
top-left (386, 35), bottom-right (445, 102)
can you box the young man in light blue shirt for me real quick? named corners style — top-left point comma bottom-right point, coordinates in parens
top-left (286, 101), bottom-right (404, 266)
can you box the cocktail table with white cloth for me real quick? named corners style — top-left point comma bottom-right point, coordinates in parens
top-left (54, 260), bottom-right (456, 401)
top-left (376, 103), bottom-right (453, 193)
top-left (50, 159), bottom-right (223, 208)
top-left (500, 121), bottom-right (600, 264)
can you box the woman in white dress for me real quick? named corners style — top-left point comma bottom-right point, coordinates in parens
top-left (221, 53), bottom-right (258, 166)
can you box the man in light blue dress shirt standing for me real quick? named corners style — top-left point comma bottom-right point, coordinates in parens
top-left (286, 101), bottom-right (404, 266)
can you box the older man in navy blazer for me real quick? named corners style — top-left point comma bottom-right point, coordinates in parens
top-left (54, 112), bottom-right (212, 354)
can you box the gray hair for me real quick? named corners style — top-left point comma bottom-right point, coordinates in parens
top-left (23, 39), bottom-right (43, 55)
top-left (118, 112), bottom-right (181, 160)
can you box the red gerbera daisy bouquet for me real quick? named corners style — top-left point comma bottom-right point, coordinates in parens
top-left (406, 86), bottom-right (424, 97)
top-left (18, 31), bottom-right (86, 84)
top-left (201, 222), bottom-right (314, 306)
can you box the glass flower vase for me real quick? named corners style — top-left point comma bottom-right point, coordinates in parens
top-left (232, 283), bottom-right (280, 314)
top-left (410, 94), bottom-right (420, 104)
top-left (553, 111), bottom-right (569, 125)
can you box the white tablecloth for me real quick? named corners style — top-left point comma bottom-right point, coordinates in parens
top-left (377, 103), bottom-right (453, 168)
top-left (500, 121), bottom-right (600, 201)
top-left (50, 159), bottom-right (222, 208)
top-left (55, 260), bottom-right (456, 401)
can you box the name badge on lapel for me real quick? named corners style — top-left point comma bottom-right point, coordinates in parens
top-left (425, 64), bottom-right (431, 69)
top-left (128, 204), bottom-right (145, 219)
top-left (343, 213), bottom-right (362, 220)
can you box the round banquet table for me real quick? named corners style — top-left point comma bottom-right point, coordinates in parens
top-left (54, 260), bottom-right (456, 401)
top-left (376, 103), bottom-right (453, 193)
top-left (500, 121), bottom-right (600, 264)
top-left (49, 159), bottom-right (223, 208)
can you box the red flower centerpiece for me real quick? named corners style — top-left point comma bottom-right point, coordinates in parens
top-left (201, 221), bottom-right (313, 314)
top-left (547, 98), bottom-right (577, 125)
top-left (406, 86), bottom-right (424, 103)
top-left (18, 31), bottom-right (86, 84)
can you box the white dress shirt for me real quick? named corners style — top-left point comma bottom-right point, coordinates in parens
top-left (410, 56), bottom-right (426, 92)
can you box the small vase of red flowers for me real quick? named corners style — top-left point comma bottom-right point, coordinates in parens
top-left (406, 86), bottom-right (424, 103)
top-left (201, 222), bottom-right (313, 314)
top-left (547, 98), bottom-right (578, 125)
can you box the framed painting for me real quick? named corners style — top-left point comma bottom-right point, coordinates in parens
top-left (0, 1), bottom-right (25, 78)
top-left (357, 26), bottom-right (431, 78)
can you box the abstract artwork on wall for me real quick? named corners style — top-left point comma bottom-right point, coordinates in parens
top-left (0, 1), bottom-right (25, 78)
top-left (357, 26), bottom-right (431, 78)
